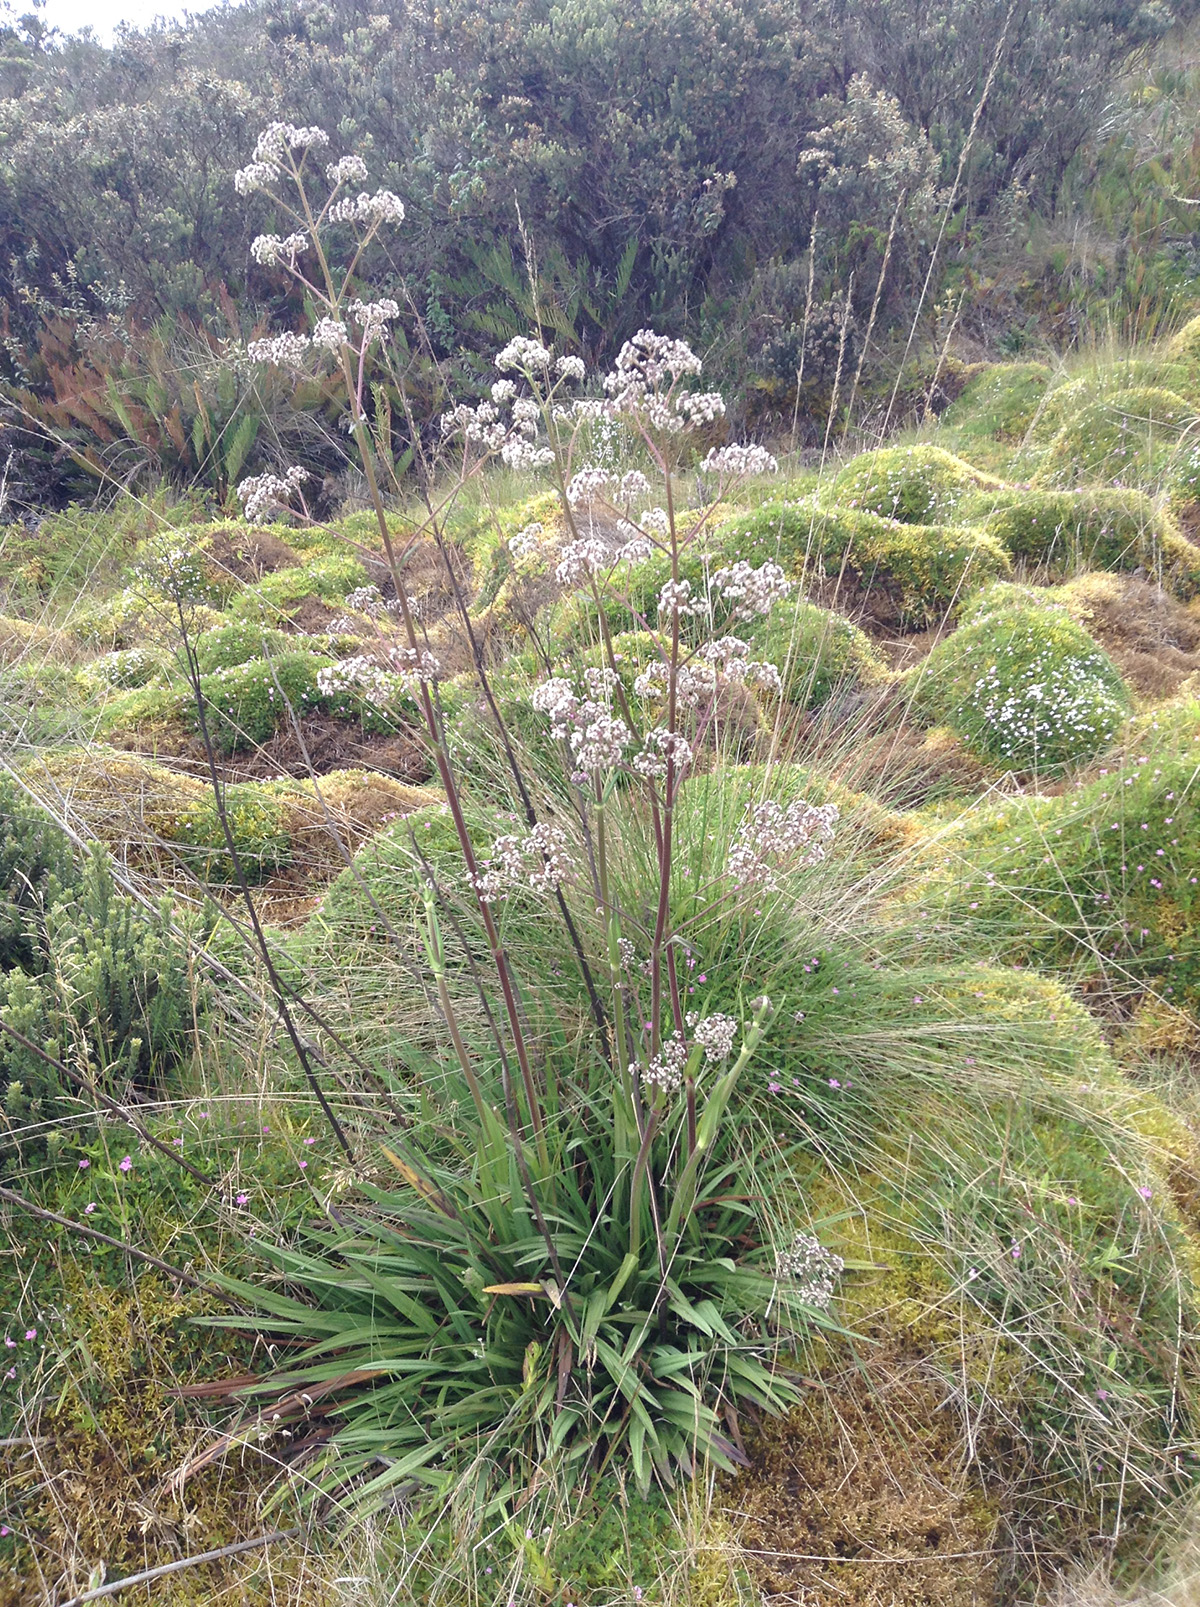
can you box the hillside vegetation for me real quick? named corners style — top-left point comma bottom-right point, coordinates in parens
top-left (5, 19), bottom-right (1200, 1607)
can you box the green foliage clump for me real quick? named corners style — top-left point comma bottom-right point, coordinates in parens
top-left (746, 597), bottom-right (887, 707)
top-left (192, 622), bottom-right (293, 674)
top-left (918, 720), bottom-right (1200, 1005)
top-left (716, 500), bottom-right (1011, 624)
top-left (168, 785), bottom-right (293, 884)
top-left (228, 554), bottom-right (370, 625)
top-left (1035, 385), bottom-right (1195, 489)
top-left (829, 444), bottom-right (1002, 523)
top-left (940, 361), bottom-right (1053, 442)
top-left (194, 651), bottom-right (333, 753)
top-left (910, 588), bottom-right (1131, 769)
top-left (0, 844), bottom-right (198, 1157)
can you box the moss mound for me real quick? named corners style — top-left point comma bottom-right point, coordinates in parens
top-left (939, 360), bottom-right (1053, 442)
top-left (746, 597), bottom-right (888, 707)
top-left (228, 552), bottom-right (369, 625)
top-left (829, 444), bottom-right (1004, 524)
top-left (1035, 385), bottom-right (1195, 489)
top-left (194, 650), bottom-right (334, 753)
top-left (193, 621), bottom-right (294, 673)
top-left (909, 588), bottom-right (1131, 769)
top-left (915, 716), bottom-right (1200, 1009)
top-left (717, 500), bottom-right (1011, 625)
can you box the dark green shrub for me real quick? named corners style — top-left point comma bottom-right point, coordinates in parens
top-left (0, 845), bottom-right (198, 1157)
top-left (746, 598), bottom-right (886, 707)
top-left (909, 590), bottom-right (1131, 769)
top-left (192, 622), bottom-right (293, 674)
top-left (0, 776), bottom-right (79, 970)
top-left (830, 444), bottom-right (1003, 524)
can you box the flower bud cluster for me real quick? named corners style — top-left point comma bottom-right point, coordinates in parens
top-left (326, 154), bottom-right (369, 185)
top-left (639, 1031), bottom-right (688, 1094)
top-left (631, 727), bottom-right (693, 780)
top-left (250, 232), bottom-right (309, 266)
top-left (236, 465), bottom-right (310, 520)
top-left (727, 798), bottom-right (839, 889)
top-left (686, 1011), bottom-right (738, 1063)
top-left (775, 1232), bottom-right (844, 1310)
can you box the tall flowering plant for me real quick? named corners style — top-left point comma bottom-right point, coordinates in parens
top-left (208, 126), bottom-right (846, 1507)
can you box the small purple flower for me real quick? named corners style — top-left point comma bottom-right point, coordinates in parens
top-left (236, 1192), bottom-right (249, 1206)
top-left (1138, 1186), bottom-right (1153, 1201)
top-left (84, 1203), bottom-right (95, 1215)
top-left (78, 1159), bottom-right (89, 1170)
top-left (24, 1330), bottom-right (35, 1341)
top-left (303, 1137), bottom-right (315, 1146)
top-left (768, 1080), bottom-right (781, 1093)
top-left (118, 1155), bottom-right (132, 1173)
top-left (299, 1159), bottom-right (308, 1169)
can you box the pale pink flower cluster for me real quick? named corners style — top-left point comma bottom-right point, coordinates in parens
top-left (473, 822), bottom-right (576, 902)
top-left (567, 468), bottom-right (617, 506)
top-left (727, 799), bottom-right (839, 889)
top-left (632, 727), bottom-right (694, 779)
top-left (236, 465), bottom-right (309, 520)
top-left (386, 644), bottom-right (441, 692)
top-left (639, 1031), bottom-right (688, 1094)
top-left (316, 656), bottom-right (396, 705)
top-left (508, 522), bottom-right (544, 562)
top-left (686, 1011), bottom-right (738, 1063)
top-left (556, 537), bottom-right (611, 584)
top-left (701, 443), bottom-right (779, 478)
top-left (529, 677), bottom-right (631, 777)
top-left (712, 559), bottom-right (791, 618)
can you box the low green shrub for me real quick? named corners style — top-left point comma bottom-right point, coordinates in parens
top-left (0, 776), bottom-right (79, 970)
top-left (193, 651), bottom-right (333, 753)
top-left (85, 648), bottom-right (164, 689)
top-left (909, 590), bottom-right (1131, 769)
top-left (746, 598), bottom-right (887, 707)
top-left (192, 622), bottom-right (293, 674)
top-left (829, 444), bottom-right (1004, 524)
top-left (1034, 386), bottom-right (1195, 489)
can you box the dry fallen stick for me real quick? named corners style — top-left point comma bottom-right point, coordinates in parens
top-left (54, 1527), bottom-right (302, 1607)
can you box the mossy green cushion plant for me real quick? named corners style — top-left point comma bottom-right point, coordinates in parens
top-left (914, 725), bottom-right (1200, 1008)
top-left (194, 650), bottom-right (333, 753)
top-left (168, 784), bottom-right (293, 884)
top-left (955, 485), bottom-right (1200, 595)
top-left (228, 553), bottom-right (370, 625)
top-left (193, 622), bottom-right (293, 674)
top-left (909, 588), bottom-right (1131, 770)
top-left (746, 597), bottom-right (887, 708)
top-left (1034, 386), bottom-right (1195, 490)
top-left (829, 444), bottom-right (1005, 524)
top-left (715, 500), bottom-right (1011, 625)
top-left (939, 360), bottom-right (1052, 442)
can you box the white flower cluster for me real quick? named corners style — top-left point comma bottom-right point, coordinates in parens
top-left (344, 584), bottom-right (402, 619)
top-left (326, 154), bottom-right (369, 185)
top-left (633, 637), bottom-right (779, 706)
top-left (496, 336), bottom-right (553, 373)
top-left (316, 655), bottom-right (396, 706)
top-left (686, 1011), bottom-right (738, 1063)
top-left (508, 521), bottom-right (544, 562)
top-left (347, 297), bottom-right (400, 340)
top-left (775, 1232), bottom-right (845, 1311)
top-left (556, 353), bottom-right (586, 380)
top-left (247, 331), bottom-right (312, 369)
top-left (698, 634), bottom-right (782, 695)
top-left (960, 640), bottom-right (1128, 767)
top-left (236, 465), bottom-right (310, 521)
top-left (701, 443), bottom-right (779, 478)
top-left (618, 470), bottom-right (653, 504)
top-left (556, 537), bottom-right (611, 585)
top-left (529, 677), bottom-right (631, 777)
top-left (632, 726), bottom-right (694, 779)
top-left (386, 644), bottom-right (441, 693)
top-left (250, 231), bottom-right (308, 266)
top-left (639, 1031), bottom-right (688, 1094)
top-left (441, 399), bottom-right (507, 449)
top-left (657, 578), bottom-right (708, 619)
top-left (473, 822), bottom-right (576, 903)
top-left (727, 798), bottom-right (839, 889)
top-left (567, 467), bottom-right (617, 506)
top-left (234, 123), bottom-right (329, 192)
top-left (712, 560), bottom-right (790, 618)
top-left (327, 189), bottom-right (405, 225)
top-left (311, 317), bottom-right (348, 352)
top-left (676, 391), bottom-right (727, 427)
top-left (602, 330), bottom-right (731, 435)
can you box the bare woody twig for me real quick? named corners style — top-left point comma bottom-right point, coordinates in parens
top-left (54, 1527), bottom-right (302, 1607)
